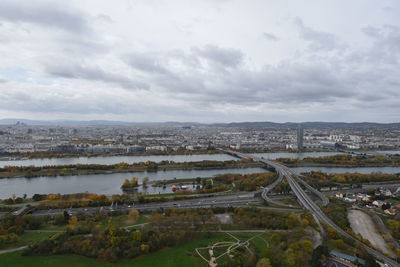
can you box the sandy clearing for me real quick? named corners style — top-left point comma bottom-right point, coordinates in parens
top-left (348, 209), bottom-right (394, 257)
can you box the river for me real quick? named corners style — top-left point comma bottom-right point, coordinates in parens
top-left (1, 150), bottom-right (398, 167)
top-left (0, 154), bottom-right (237, 168)
top-left (1, 165), bottom-right (400, 199)
top-left (1, 151), bottom-right (400, 199)
top-left (0, 167), bottom-right (268, 198)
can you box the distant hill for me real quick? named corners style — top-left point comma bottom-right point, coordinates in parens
top-left (211, 121), bottom-right (400, 129)
top-left (0, 118), bottom-right (398, 128)
top-left (0, 119), bottom-right (201, 127)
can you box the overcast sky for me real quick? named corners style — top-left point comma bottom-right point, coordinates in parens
top-left (0, 0), bottom-right (399, 123)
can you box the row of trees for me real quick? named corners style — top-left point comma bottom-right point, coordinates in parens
top-left (277, 154), bottom-right (400, 167)
top-left (121, 177), bottom-right (139, 189)
top-left (232, 207), bottom-right (315, 230)
top-left (213, 172), bottom-right (277, 192)
top-left (260, 230), bottom-right (314, 266)
top-left (303, 170), bottom-right (400, 188)
top-left (0, 159), bottom-right (258, 178)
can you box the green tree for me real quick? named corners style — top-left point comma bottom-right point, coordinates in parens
top-left (256, 258), bottom-right (272, 267)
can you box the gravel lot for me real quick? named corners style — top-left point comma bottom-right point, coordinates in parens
top-left (348, 209), bottom-right (394, 257)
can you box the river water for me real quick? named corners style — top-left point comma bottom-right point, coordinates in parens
top-left (1, 151), bottom-right (399, 199)
top-left (0, 167), bottom-right (268, 198)
top-left (1, 150), bottom-right (398, 167)
top-left (0, 154), bottom-right (237, 168)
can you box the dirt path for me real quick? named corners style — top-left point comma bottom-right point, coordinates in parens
top-left (348, 209), bottom-right (394, 257)
top-left (0, 246), bottom-right (27, 255)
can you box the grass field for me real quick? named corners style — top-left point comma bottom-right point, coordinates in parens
top-left (97, 214), bottom-right (149, 229)
top-left (0, 232), bottom-right (56, 250)
top-left (0, 232), bottom-right (269, 267)
top-left (18, 232), bottom-right (56, 244)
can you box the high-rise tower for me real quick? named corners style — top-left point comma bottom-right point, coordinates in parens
top-left (297, 124), bottom-right (304, 150)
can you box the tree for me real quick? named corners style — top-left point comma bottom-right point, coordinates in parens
top-left (129, 209), bottom-right (139, 222)
top-left (121, 177), bottom-right (139, 189)
top-left (140, 243), bottom-right (149, 254)
top-left (310, 245), bottom-right (329, 267)
top-left (382, 203), bottom-right (391, 210)
top-left (286, 214), bottom-right (300, 229)
top-left (67, 216), bottom-right (78, 230)
top-left (142, 177), bottom-right (149, 188)
top-left (54, 214), bottom-right (65, 225)
top-left (63, 211), bottom-right (70, 223)
top-left (256, 258), bottom-right (272, 267)
top-left (32, 194), bottom-right (45, 201)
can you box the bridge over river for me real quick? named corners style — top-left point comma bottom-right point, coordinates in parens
top-left (221, 149), bottom-right (399, 267)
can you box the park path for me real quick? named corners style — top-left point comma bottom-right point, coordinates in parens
top-left (0, 246), bottom-right (27, 255)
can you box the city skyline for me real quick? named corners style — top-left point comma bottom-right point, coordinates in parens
top-left (0, 0), bottom-right (400, 123)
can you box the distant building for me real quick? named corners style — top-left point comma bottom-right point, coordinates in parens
top-left (320, 141), bottom-right (341, 149)
top-left (384, 208), bottom-right (397, 216)
top-left (236, 141), bottom-right (241, 150)
top-left (394, 187), bottom-right (400, 197)
top-left (297, 124), bottom-right (303, 150)
top-left (68, 128), bottom-right (78, 135)
top-left (329, 250), bottom-right (366, 266)
top-left (127, 145), bottom-right (145, 153)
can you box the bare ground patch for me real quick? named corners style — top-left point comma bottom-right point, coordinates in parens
top-left (348, 209), bottom-right (394, 257)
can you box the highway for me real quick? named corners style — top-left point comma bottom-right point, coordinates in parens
top-left (0, 192), bottom-right (300, 218)
top-left (223, 149), bottom-right (399, 267)
top-left (27, 194), bottom-right (302, 217)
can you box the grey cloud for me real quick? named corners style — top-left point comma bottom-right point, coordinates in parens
top-left (192, 45), bottom-right (244, 68)
top-left (0, 0), bottom-right (92, 34)
top-left (120, 41), bottom-right (399, 109)
top-left (125, 45), bottom-right (243, 81)
top-left (362, 26), bottom-right (381, 38)
top-left (362, 25), bottom-right (400, 57)
top-left (1, 1), bottom-right (399, 122)
top-left (294, 18), bottom-right (340, 51)
top-left (130, 55), bottom-right (350, 105)
top-left (0, 86), bottom-right (199, 119)
top-left (45, 63), bottom-right (149, 90)
top-left (124, 53), bottom-right (170, 75)
top-left (263, 32), bottom-right (279, 41)
top-left (0, 78), bottom-right (7, 83)
top-left (95, 14), bottom-right (113, 24)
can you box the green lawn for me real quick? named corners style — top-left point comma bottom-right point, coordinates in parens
top-left (0, 232), bottom-right (268, 267)
top-left (39, 224), bottom-right (67, 231)
top-left (97, 215), bottom-right (149, 230)
top-left (19, 232), bottom-right (56, 244)
top-left (0, 232), bottom-right (55, 250)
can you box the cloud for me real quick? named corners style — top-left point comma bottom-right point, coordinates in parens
top-left (0, 1), bottom-right (399, 122)
top-left (294, 18), bottom-right (340, 51)
top-left (0, 0), bottom-right (92, 34)
top-left (124, 52), bottom-right (170, 75)
top-left (263, 32), bottom-right (279, 41)
top-left (362, 25), bottom-right (400, 62)
top-left (123, 48), bottom-right (358, 106)
top-left (45, 62), bottom-right (149, 90)
top-left (192, 45), bottom-right (244, 68)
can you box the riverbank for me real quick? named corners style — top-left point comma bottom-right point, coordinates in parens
top-left (0, 149), bottom-right (333, 160)
top-left (0, 149), bottom-right (222, 160)
top-left (276, 154), bottom-right (400, 167)
top-left (3, 148), bottom-right (396, 161)
top-left (0, 160), bottom-right (263, 179)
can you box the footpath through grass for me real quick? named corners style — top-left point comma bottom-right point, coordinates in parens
top-left (0, 232), bottom-right (268, 267)
top-left (0, 232), bottom-right (55, 251)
